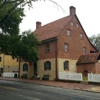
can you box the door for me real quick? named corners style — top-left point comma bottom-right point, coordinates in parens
top-left (34, 62), bottom-right (37, 75)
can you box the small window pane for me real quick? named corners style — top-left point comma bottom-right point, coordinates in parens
top-left (23, 63), bottom-right (28, 71)
top-left (70, 22), bottom-right (73, 26)
top-left (67, 30), bottom-right (70, 36)
top-left (80, 33), bottom-right (83, 39)
top-left (16, 57), bottom-right (19, 62)
top-left (83, 47), bottom-right (86, 54)
top-left (76, 24), bottom-right (79, 28)
top-left (44, 61), bottom-right (51, 70)
top-left (64, 61), bottom-right (69, 70)
top-left (64, 44), bottom-right (68, 52)
top-left (45, 44), bottom-right (50, 53)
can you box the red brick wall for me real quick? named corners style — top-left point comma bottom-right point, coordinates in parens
top-left (95, 63), bottom-right (100, 74)
top-left (77, 64), bottom-right (96, 75)
top-left (38, 41), bottom-right (56, 60)
top-left (57, 16), bottom-right (90, 60)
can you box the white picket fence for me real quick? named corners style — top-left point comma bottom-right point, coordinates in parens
top-left (59, 72), bottom-right (83, 81)
top-left (88, 73), bottom-right (100, 83)
top-left (3, 72), bottom-right (18, 78)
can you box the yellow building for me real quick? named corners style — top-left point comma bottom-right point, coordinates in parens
top-left (0, 54), bottom-right (19, 76)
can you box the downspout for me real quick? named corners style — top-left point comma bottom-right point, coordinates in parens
top-left (55, 39), bottom-right (58, 80)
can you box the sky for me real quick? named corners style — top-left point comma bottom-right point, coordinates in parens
top-left (20, 0), bottom-right (100, 37)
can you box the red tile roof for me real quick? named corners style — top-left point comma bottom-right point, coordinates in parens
top-left (76, 53), bottom-right (100, 65)
top-left (34, 15), bottom-right (72, 41)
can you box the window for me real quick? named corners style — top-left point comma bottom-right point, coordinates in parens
top-left (76, 24), bottom-right (79, 28)
top-left (83, 47), bottom-right (86, 55)
top-left (44, 61), bottom-right (51, 70)
top-left (16, 57), bottom-right (19, 62)
top-left (80, 33), bottom-right (83, 39)
top-left (64, 44), bottom-right (68, 52)
top-left (63, 61), bottom-right (69, 70)
top-left (0, 57), bottom-right (1, 62)
top-left (67, 29), bottom-right (71, 36)
top-left (23, 63), bottom-right (28, 71)
top-left (70, 22), bottom-right (73, 26)
top-left (45, 44), bottom-right (50, 53)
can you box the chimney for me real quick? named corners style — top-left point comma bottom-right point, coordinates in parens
top-left (36, 21), bottom-right (41, 29)
top-left (70, 6), bottom-right (76, 15)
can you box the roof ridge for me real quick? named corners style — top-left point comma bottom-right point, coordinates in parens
top-left (36, 15), bottom-right (71, 30)
top-left (34, 15), bottom-right (74, 41)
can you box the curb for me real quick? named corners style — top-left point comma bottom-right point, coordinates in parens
top-left (0, 78), bottom-right (100, 93)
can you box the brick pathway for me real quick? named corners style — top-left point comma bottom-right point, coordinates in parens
top-left (0, 77), bottom-right (99, 92)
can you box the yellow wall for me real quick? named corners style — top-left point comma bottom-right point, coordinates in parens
top-left (19, 58), bottom-right (77, 80)
top-left (20, 62), bottom-right (34, 79)
top-left (0, 54), bottom-right (19, 72)
top-left (58, 58), bottom-right (77, 73)
top-left (37, 58), bottom-right (56, 80)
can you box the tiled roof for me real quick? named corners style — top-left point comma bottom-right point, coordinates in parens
top-left (76, 53), bottom-right (100, 65)
top-left (34, 15), bottom-right (72, 41)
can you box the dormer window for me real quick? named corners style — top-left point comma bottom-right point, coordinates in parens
top-left (76, 24), bottom-right (79, 28)
top-left (80, 33), bottom-right (83, 39)
top-left (70, 22), bottom-right (73, 26)
top-left (67, 29), bottom-right (71, 36)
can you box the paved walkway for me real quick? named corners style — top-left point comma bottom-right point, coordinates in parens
top-left (0, 77), bottom-right (100, 93)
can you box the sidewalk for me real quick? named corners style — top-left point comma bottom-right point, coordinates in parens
top-left (0, 77), bottom-right (100, 93)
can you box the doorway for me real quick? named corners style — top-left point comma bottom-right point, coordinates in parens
top-left (34, 62), bottom-right (37, 75)
top-left (84, 70), bottom-right (88, 76)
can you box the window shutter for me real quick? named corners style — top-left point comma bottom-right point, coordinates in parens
top-left (44, 62), bottom-right (46, 70)
top-left (49, 62), bottom-right (51, 70)
top-left (63, 62), bottom-right (66, 70)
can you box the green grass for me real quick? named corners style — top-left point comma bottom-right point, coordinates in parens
top-left (83, 76), bottom-right (88, 81)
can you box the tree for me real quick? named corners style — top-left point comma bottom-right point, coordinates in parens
top-left (89, 34), bottom-right (100, 51)
top-left (0, 0), bottom-right (64, 27)
top-left (17, 30), bottom-right (41, 61)
top-left (0, 30), bottom-right (41, 61)
top-left (0, 0), bottom-right (63, 62)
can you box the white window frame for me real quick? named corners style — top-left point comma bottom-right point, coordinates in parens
top-left (67, 30), bottom-right (71, 36)
top-left (64, 44), bottom-right (68, 52)
top-left (83, 47), bottom-right (86, 54)
top-left (80, 33), bottom-right (83, 39)
top-left (76, 24), bottom-right (79, 28)
top-left (70, 22), bottom-right (73, 26)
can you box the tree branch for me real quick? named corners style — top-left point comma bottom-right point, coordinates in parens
top-left (0, 1), bottom-right (23, 24)
top-left (0, 0), bottom-right (7, 9)
top-left (49, 0), bottom-right (66, 13)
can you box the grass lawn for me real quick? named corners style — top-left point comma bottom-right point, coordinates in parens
top-left (83, 76), bottom-right (88, 81)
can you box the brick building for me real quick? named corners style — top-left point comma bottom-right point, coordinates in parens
top-left (20, 6), bottom-right (98, 80)
top-left (77, 53), bottom-right (100, 76)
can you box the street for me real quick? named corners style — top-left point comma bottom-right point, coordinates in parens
top-left (0, 80), bottom-right (100, 100)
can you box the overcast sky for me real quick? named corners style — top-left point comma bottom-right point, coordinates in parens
top-left (20, 0), bottom-right (100, 37)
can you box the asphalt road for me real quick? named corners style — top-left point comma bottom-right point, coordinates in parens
top-left (0, 80), bottom-right (100, 100)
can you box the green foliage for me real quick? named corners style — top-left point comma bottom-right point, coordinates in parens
top-left (0, 0), bottom-right (61, 62)
top-left (0, 30), bottom-right (41, 61)
top-left (0, 0), bottom-right (26, 35)
top-left (0, 0), bottom-right (41, 62)
top-left (89, 34), bottom-right (100, 51)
